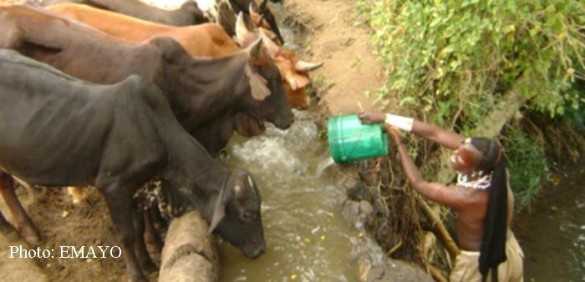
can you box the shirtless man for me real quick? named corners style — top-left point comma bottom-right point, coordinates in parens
top-left (359, 110), bottom-right (524, 282)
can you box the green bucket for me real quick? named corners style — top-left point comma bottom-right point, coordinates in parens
top-left (327, 114), bottom-right (389, 163)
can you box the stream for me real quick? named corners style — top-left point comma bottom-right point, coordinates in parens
top-left (218, 110), bottom-right (374, 281)
top-left (515, 166), bottom-right (585, 282)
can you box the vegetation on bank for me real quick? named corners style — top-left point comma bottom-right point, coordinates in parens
top-left (346, 0), bottom-right (584, 279)
top-left (355, 0), bottom-right (585, 209)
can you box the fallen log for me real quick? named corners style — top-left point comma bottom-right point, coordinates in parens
top-left (158, 211), bottom-right (219, 282)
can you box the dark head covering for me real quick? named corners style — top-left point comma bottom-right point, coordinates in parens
top-left (468, 137), bottom-right (508, 282)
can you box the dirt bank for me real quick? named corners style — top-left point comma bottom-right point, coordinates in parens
top-left (284, 0), bottom-right (383, 115)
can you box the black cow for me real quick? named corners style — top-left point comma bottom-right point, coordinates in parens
top-left (0, 5), bottom-right (293, 156)
top-left (229, 0), bottom-right (285, 44)
top-left (0, 49), bottom-right (265, 282)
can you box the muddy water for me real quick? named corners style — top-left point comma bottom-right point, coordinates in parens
top-left (514, 166), bottom-right (585, 281)
top-left (210, 5), bottom-right (371, 281)
top-left (217, 110), bottom-right (366, 282)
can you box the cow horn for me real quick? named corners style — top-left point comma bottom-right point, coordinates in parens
top-left (259, 29), bottom-right (279, 58)
top-left (295, 60), bottom-right (324, 72)
top-left (248, 37), bottom-right (264, 58)
top-left (235, 12), bottom-right (251, 46)
top-left (208, 187), bottom-right (226, 234)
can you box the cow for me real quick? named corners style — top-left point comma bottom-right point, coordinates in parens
top-left (237, 0), bottom-right (285, 44)
top-left (34, 0), bottom-right (209, 25)
top-left (0, 4), bottom-right (293, 156)
top-left (36, 0), bottom-right (285, 44)
top-left (0, 49), bottom-right (266, 282)
top-left (46, 3), bottom-right (323, 109)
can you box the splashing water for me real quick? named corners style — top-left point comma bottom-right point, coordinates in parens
top-left (219, 111), bottom-right (363, 282)
top-left (315, 155), bottom-right (336, 178)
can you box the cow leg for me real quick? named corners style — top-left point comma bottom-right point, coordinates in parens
top-left (133, 208), bottom-right (158, 274)
top-left (149, 204), bottom-right (169, 233)
top-left (143, 209), bottom-right (163, 256)
top-left (0, 211), bottom-right (20, 241)
top-left (101, 187), bottom-right (147, 282)
top-left (0, 173), bottom-right (40, 245)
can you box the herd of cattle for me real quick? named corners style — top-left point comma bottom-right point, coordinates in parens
top-left (0, 0), bottom-right (323, 281)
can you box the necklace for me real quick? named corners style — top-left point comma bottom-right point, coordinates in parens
top-left (457, 172), bottom-right (492, 190)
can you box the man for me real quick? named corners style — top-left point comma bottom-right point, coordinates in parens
top-left (359, 110), bottom-right (524, 282)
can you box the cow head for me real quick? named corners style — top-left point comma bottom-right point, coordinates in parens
top-left (236, 14), bottom-right (324, 109)
top-left (239, 37), bottom-right (294, 133)
top-left (180, 1), bottom-right (209, 24)
top-left (208, 169), bottom-right (266, 259)
top-left (249, 0), bottom-right (284, 44)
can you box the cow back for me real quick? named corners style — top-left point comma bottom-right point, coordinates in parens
top-left (47, 3), bottom-right (240, 57)
top-left (0, 5), bottom-right (163, 85)
top-left (40, 0), bottom-right (208, 25)
top-left (1, 5), bottom-right (293, 156)
top-left (0, 50), bottom-right (123, 185)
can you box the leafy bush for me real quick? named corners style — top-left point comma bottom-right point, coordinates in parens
top-left (501, 125), bottom-right (548, 210)
top-left (356, 0), bottom-right (585, 206)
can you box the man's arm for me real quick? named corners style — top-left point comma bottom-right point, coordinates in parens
top-left (392, 131), bottom-right (472, 210)
top-left (359, 110), bottom-right (464, 150)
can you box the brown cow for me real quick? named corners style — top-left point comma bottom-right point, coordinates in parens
top-left (47, 3), bottom-right (323, 109)
top-left (35, 0), bottom-right (209, 25)
top-left (36, 0), bottom-right (285, 44)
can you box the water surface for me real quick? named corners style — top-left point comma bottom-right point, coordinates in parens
top-left (515, 166), bottom-right (585, 282)
top-left (219, 111), bottom-right (365, 282)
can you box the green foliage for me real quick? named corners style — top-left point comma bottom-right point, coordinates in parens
top-left (356, 0), bottom-right (585, 205)
top-left (501, 125), bottom-right (548, 210)
top-left (356, 0), bottom-right (584, 121)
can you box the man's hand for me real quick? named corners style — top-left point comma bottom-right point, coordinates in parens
top-left (358, 110), bottom-right (386, 124)
top-left (384, 124), bottom-right (404, 145)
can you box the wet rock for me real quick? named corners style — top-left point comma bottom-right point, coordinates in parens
top-left (342, 199), bottom-right (373, 230)
top-left (365, 259), bottom-right (434, 282)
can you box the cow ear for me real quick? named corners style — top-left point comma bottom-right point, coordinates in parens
top-left (208, 187), bottom-right (227, 234)
top-left (245, 61), bottom-right (271, 101)
top-left (286, 73), bottom-right (310, 91)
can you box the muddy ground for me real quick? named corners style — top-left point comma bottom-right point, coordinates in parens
top-left (0, 0), bottom-right (410, 281)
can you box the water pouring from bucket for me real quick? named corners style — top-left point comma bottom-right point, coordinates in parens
top-left (327, 114), bottom-right (390, 164)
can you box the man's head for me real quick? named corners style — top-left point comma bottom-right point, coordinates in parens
top-left (450, 137), bottom-right (502, 174)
